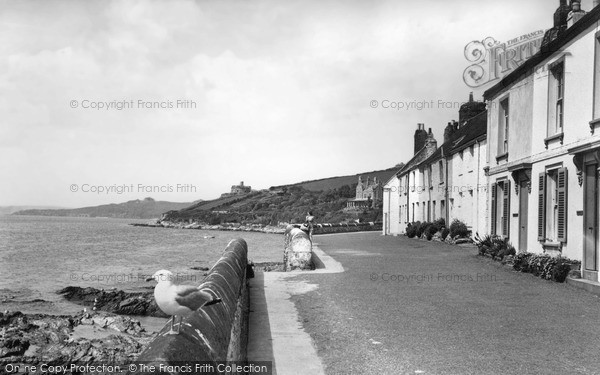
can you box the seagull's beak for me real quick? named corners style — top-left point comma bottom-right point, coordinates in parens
top-left (145, 277), bottom-right (154, 282)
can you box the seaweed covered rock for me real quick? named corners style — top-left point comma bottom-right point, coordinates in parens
top-left (57, 287), bottom-right (167, 317)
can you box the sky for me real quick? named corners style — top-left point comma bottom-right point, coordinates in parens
top-left (0, 0), bottom-right (572, 207)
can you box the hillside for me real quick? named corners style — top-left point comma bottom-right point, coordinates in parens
top-left (12, 197), bottom-right (198, 219)
top-left (0, 205), bottom-right (68, 215)
top-left (271, 166), bottom-right (401, 192)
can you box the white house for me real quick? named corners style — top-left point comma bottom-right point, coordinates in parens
top-left (383, 95), bottom-right (488, 236)
top-left (484, 0), bottom-right (600, 281)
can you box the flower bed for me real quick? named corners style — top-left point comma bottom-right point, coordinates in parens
top-left (473, 233), bottom-right (580, 283)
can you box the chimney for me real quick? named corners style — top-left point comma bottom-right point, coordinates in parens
top-left (414, 123), bottom-right (428, 154)
top-left (444, 121), bottom-right (456, 143)
top-left (459, 92), bottom-right (486, 124)
top-left (425, 128), bottom-right (437, 151)
top-left (554, 0), bottom-right (570, 28)
top-left (568, 0), bottom-right (586, 27)
top-left (240, 181), bottom-right (244, 186)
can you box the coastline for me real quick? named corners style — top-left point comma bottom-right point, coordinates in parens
top-left (130, 221), bottom-right (286, 234)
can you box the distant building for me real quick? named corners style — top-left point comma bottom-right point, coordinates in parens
top-left (221, 181), bottom-right (252, 197)
top-left (230, 181), bottom-right (251, 195)
top-left (346, 176), bottom-right (382, 210)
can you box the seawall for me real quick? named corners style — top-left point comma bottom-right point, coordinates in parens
top-left (128, 239), bottom-right (250, 374)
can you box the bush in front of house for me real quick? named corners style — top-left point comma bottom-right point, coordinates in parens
top-left (512, 252), bottom-right (578, 283)
top-left (473, 233), bottom-right (516, 260)
top-left (449, 219), bottom-right (469, 238)
top-left (415, 221), bottom-right (427, 238)
top-left (441, 228), bottom-right (450, 240)
top-left (406, 222), bottom-right (419, 238)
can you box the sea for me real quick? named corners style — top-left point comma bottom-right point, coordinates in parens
top-left (0, 215), bottom-right (282, 325)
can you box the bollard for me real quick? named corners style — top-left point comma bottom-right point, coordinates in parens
top-left (128, 239), bottom-right (249, 374)
top-left (283, 228), bottom-right (313, 271)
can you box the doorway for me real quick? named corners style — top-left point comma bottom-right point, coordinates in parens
top-left (518, 179), bottom-right (529, 252)
top-left (584, 163), bottom-right (598, 281)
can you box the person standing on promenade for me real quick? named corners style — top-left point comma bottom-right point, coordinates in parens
top-left (305, 211), bottom-right (315, 242)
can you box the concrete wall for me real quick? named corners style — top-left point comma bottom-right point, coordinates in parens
top-left (128, 239), bottom-right (250, 373)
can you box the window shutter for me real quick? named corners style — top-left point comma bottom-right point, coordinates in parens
top-left (538, 173), bottom-right (546, 241)
top-left (503, 181), bottom-right (510, 238)
top-left (557, 167), bottom-right (568, 243)
top-left (491, 183), bottom-right (497, 235)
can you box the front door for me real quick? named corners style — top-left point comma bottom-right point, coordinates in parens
top-left (584, 164), bottom-right (598, 281)
top-left (518, 179), bottom-right (528, 252)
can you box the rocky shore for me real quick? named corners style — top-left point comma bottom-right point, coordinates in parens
top-left (57, 287), bottom-right (167, 318)
top-left (0, 310), bottom-right (153, 370)
top-left (130, 221), bottom-right (286, 234)
top-left (0, 286), bottom-right (170, 372)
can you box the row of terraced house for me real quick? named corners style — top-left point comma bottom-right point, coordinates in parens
top-left (383, 0), bottom-right (600, 283)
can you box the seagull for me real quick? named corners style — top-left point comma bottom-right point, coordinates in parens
top-left (146, 269), bottom-right (222, 335)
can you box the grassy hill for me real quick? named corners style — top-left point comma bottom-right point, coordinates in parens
top-left (13, 197), bottom-right (198, 219)
top-left (164, 166), bottom-right (402, 225)
top-left (271, 166), bottom-right (400, 192)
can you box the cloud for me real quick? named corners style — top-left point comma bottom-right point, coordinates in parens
top-left (0, 0), bottom-right (558, 206)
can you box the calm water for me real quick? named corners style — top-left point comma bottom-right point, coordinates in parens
top-left (0, 215), bottom-right (282, 316)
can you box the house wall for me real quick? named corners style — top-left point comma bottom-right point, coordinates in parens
top-left (449, 140), bottom-right (488, 235)
top-left (486, 20), bottom-right (600, 263)
top-left (383, 175), bottom-right (401, 235)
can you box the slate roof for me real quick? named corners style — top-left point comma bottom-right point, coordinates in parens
top-left (413, 110), bottom-right (487, 169)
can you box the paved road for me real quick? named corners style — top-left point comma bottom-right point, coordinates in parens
top-left (292, 232), bottom-right (600, 375)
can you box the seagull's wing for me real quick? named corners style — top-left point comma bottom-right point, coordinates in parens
top-left (173, 285), bottom-right (219, 311)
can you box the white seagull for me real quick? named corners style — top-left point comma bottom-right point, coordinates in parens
top-left (146, 269), bottom-right (222, 335)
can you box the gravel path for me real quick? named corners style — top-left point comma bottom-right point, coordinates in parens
top-left (292, 232), bottom-right (600, 375)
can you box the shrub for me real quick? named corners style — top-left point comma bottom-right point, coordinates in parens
top-left (406, 222), bottom-right (418, 238)
top-left (415, 221), bottom-right (427, 238)
top-left (433, 218), bottom-right (446, 230)
top-left (441, 228), bottom-right (450, 240)
top-left (449, 219), bottom-right (470, 238)
top-left (512, 252), bottom-right (532, 272)
top-left (426, 222), bottom-right (439, 240)
top-left (527, 254), bottom-right (552, 276)
top-left (551, 260), bottom-right (573, 283)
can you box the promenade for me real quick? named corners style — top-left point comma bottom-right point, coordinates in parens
top-left (249, 232), bottom-right (600, 375)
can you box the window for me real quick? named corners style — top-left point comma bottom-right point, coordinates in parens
top-left (412, 203), bottom-right (415, 222)
top-left (548, 61), bottom-right (565, 136)
top-left (498, 98), bottom-right (509, 155)
top-left (422, 202), bottom-right (426, 221)
top-left (428, 165), bottom-right (433, 188)
top-left (439, 161), bottom-right (444, 181)
top-left (538, 168), bottom-right (568, 243)
top-left (427, 201), bottom-right (431, 222)
top-left (432, 201), bottom-right (436, 220)
top-left (491, 180), bottom-right (511, 237)
top-left (440, 200), bottom-right (445, 220)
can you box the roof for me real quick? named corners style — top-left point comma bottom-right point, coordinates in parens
top-left (396, 142), bottom-right (435, 177)
top-left (484, 5), bottom-right (600, 100)
top-left (411, 110), bottom-right (488, 169)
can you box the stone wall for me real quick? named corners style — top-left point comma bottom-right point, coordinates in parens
top-left (128, 239), bottom-right (250, 374)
